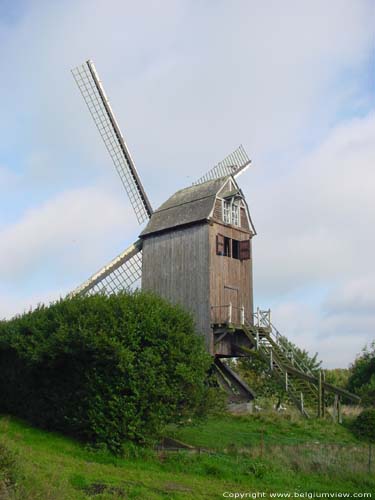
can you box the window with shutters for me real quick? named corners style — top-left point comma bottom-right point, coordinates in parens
top-left (216, 234), bottom-right (231, 256)
top-left (217, 235), bottom-right (251, 260)
top-left (239, 239), bottom-right (251, 260)
top-left (216, 234), bottom-right (224, 255)
top-left (232, 239), bottom-right (240, 259)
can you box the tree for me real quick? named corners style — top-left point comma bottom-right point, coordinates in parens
top-left (279, 336), bottom-right (322, 375)
top-left (348, 341), bottom-right (375, 407)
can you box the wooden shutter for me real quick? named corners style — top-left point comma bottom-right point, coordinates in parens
top-left (239, 239), bottom-right (251, 260)
top-left (216, 234), bottom-right (225, 255)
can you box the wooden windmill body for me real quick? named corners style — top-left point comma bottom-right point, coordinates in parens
top-left (141, 175), bottom-right (256, 356)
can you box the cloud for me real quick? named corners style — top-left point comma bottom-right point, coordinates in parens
top-left (253, 112), bottom-right (375, 295)
top-left (0, 185), bottom-right (137, 288)
top-left (251, 112), bottom-right (375, 367)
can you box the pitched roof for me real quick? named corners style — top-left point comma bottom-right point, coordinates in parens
top-left (140, 176), bottom-right (229, 237)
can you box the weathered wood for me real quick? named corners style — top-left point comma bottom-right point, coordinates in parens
top-left (142, 223), bottom-right (212, 350)
top-left (208, 222), bottom-right (253, 329)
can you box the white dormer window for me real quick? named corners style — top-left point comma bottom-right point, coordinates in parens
top-left (222, 198), bottom-right (240, 226)
top-left (231, 202), bottom-right (239, 226)
top-left (223, 200), bottom-right (231, 224)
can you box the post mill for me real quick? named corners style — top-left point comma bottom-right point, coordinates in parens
top-left (70, 60), bottom-right (359, 418)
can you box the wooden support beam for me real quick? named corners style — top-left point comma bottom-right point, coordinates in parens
top-left (333, 394), bottom-right (338, 421)
top-left (318, 370), bottom-right (322, 418)
top-left (338, 396), bottom-right (342, 424)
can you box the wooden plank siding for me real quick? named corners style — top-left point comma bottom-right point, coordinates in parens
top-left (240, 207), bottom-right (250, 230)
top-left (212, 198), bottom-right (222, 220)
top-left (141, 223), bottom-right (213, 352)
top-left (208, 222), bottom-right (253, 326)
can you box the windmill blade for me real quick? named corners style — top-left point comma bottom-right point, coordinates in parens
top-left (68, 239), bottom-right (143, 297)
top-left (193, 145), bottom-right (251, 185)
top-left (71, 60), bottom-right (153, 224)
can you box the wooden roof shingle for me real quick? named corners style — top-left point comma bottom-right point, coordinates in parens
top-left (140, 176), bottom-right (229, 237)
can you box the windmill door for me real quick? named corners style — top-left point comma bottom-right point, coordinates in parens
top-left (224, 285), bottom-right (239, 324)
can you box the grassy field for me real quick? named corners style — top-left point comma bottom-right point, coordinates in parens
top-left (0, 413), bottom-right (374, 499)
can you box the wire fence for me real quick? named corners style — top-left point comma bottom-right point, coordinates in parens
top-left (159, 433), bottom-right (374, 475)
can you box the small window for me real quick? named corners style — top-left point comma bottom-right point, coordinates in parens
top-left (231, 203), bottom-right (239, 226)
top-left (223, 200), bottom-right (231, 224)
top-left (222, 198), bottom-right (240, 226)
top-left (232, 239), bottom-right (240, 259)
top-left (216, 234), bottom-right (232, 257)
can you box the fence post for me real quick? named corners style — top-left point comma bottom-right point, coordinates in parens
top-left (318, 370), bottom-right (322, 418)
top-left (338, 396), bottom-right (342, 424)
top-left (256, 329), bottom-right (259, 350)
top-left (322, 370), bottom-right (326, 418)
top-left (300, 392), bottom-right (304, 413)
top-left (270, 349), bottom-right (273, 371)
top-left (369, 443), bottom-right (372, 474)
top-left (285, 372), bottom-right (288, 391)
top-left (228, 302), bottom-right (232, 324)
top-left (333, 394), bottom-right (338, 422)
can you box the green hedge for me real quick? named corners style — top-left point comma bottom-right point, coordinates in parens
top-left (351, 409), bottom-right (375, 443)
top-left (0, 292), bottom-right (212, 452)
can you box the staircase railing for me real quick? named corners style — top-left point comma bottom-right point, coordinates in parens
top-left (253, 308), bottom-right (315, 377)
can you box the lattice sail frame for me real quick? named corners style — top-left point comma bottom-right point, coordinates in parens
top-left (68, 240), bottom-right (143, 298)
top-left (193, 145), bottom-right (251, 185)
top-left (71, 60), bottom-right (153, 224)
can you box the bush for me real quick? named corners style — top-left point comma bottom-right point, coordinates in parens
top-left (0, 292), bottom-right (212, 453)
top-left (351, 409), bottom-right (375, 442)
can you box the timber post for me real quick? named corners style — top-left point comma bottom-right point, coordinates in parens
top-left (318, 370), bottom-right (322, 418)
top-left (240, 305), bottom-right (245, 325)
top-left (337, 395), bottom-right (342, 424)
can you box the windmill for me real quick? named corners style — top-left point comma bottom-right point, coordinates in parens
top-left (70, 60), bottom-right (251, 301)
top-left (69, 60), bottom-right (360, 415)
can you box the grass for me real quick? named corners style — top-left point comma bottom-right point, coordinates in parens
top-left (167, 411), bottom-right (360, 449)
top-left (0, 412), bottom-right (374, 499)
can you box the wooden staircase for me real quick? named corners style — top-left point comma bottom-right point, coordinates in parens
top-left (237, 310), bottom-right (360, 417)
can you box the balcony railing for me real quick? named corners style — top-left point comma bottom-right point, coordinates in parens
top-left (211, 303), bottom-right (245, 325)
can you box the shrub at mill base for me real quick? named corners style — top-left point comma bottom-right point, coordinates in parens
top-left (0, 292), bottom-right (212, 453)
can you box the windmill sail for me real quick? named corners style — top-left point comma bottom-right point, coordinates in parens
top-left (193, 145), bottom-right (251, 185)
top-left (71, 60), bottom-right (153, 224)
top-left (68, 240), bottom-right (143, 297)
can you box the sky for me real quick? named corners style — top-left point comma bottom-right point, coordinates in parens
top-left (0, 0), bottom-right (374, 368)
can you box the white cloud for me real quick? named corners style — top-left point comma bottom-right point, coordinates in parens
top-left (0, 185), bottom-right (137, 287)
top-left (253, 112), bottom-right (375, 295)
